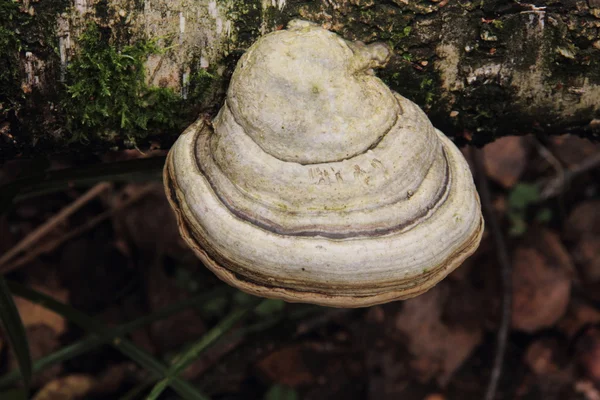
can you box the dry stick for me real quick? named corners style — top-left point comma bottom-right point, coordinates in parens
top-left (0, 185), bottom-right (155, 274)
top-left (471, 148), bottom-right (513, 400)
top-left (539, 151), bottom-right (600, 200)
top-left (531, 138), bottom-right (566, 199)
top-left (0, 182), bottom-right (112, 268)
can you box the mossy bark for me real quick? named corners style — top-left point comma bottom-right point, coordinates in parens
top-left (1, 0), bottom-right (599, 161)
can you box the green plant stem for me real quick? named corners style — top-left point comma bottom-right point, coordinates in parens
top-left (0, 276), bottom-right (31, 396)
top-left (147, 298), bottom-right (265, 400)
top-left (119, 380), bottom-right (154, 400)
top-left (0, 286), bottom-right (230, 387)
top-left (6, 282), bottom-right (210, 400)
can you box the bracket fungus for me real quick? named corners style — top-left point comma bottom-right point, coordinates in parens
top-left (164, 20), bottom-right (484, 307)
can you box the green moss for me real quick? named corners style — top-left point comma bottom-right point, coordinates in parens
top-left (419, 77), bottom-right (435, 106)
top-left (381, 63), bottom-right (441, 113)
top-left (62, 22), bottom-right (185, 143)
top-left (1, 0), bottom-right (68, 157)
top-left (491, 19), bottom-right (503, 29)
top-left (0, 0), bottom-right (65, 114)
top-left (219, 0), bottom-right (263, 48)
top-left (0, 0), bottom-right (25, 115)
top-left (387, 26), bottom-right (412, 50)
top-left (188, 68), bottom-right (216, 103)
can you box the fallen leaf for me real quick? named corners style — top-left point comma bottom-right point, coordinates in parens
top-left (9, 263), bottom-right (68, 344)
top-left (511, 229), bottom-right (573, 332)
top-left (575, 327), bottom-right (600, 384)
top-left (483, 136), bottom-right (527, 188)
top-left (550, 135), bottom-right (600, 168)
top-left (256, 345), bottom-right (316, 387)
top-left (8, 325), bottom-right (62, 388)
top-left (558, 301), bottom-right (600, 339)
top-left (395, 283), bottom-right (482, 386)
top-left (574, 380), bottom-right (600, 400)
top-left (113, 183), bottom-right (186, 258)
top-left (564, 201), bottom-right (600, 241)
top-left (524, 339), bottom-right (560, 376)
top-left (146, 262), bottom-right (206, 352)
top-left (32, 375), bottom-right (95, 400)
top-left (564, 201), bottom-right (600, 284)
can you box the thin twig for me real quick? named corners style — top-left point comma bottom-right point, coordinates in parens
top-left (538, 151), bottom-right (600, 200)
top-left (0, 183), bottom-right (112, 268)
top-left (531, 138), bottom-right (566, 199)
top-left (472, 147), bottom-right (513, 400)
top-left (0, 185), bottom-right (155, 274)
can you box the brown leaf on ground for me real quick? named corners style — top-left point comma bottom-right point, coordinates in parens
top-left (483, 136), bottom-right (527, 188)
top-left (512, 229), bottom-right (573, 332)
top-left (575, 380), bottom-right (600, 400)
top-left (146, 261), bottom-right (206, 352)
top-left (93, 362), bottom-right (132, 395)
top-left (558, 301), bottom-right (600, 339)
top-left (111, 183), bottom-right (187, 258)
top-left (525, 339), bottom-right (561, 376)
top-left (575, 236), bottom-right (600, 283)
top-left (564, 201), bottom-right (600, 241)
top-left (550, 135), bottom-right (600, 167)
top-left (32, 374), bottom-right (96, 400)
top-left (256, 344), bottom-right (316, 387)
top-left (424, 394), bottom-right (446, 400)
top-left (523, 337), bottom-right (573, 400)
top-left (395, 283), bottom-right (483, 386)
top-left (365, 347), bottom-right (409, 400)
top-left (564, 201), bottom-right (600, 284)
top-left (181, 334), bottom-right (245, 380)
top-left (8, 325), bottom-right (62, 388)
top-left (14, 267), bottom-right (68, 335)
top-left (575, 327), bottom-right (600, 384)
top-left (30, 363), bottom-right (131, 399)
top-left (300, 343), bottom-right (364, 400)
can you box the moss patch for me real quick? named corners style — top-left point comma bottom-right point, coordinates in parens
top-left (62, 22), bottom-right (192, 143)
top-left (0, 0), bottom-right (69, 160)
top-left (220, 0), bottom-right (263, 48)
top-left (0, 1), bottom-right (25, 115)
top-left (0, 0), bottom-right (67, 119)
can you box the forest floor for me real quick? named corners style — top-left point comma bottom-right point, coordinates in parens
top-left (0, 134), bottom-right (599, 400)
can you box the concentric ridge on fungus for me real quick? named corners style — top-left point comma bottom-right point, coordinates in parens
top-left (164, 20), bottom-right (484, 307)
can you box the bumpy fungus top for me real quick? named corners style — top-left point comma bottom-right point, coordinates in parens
top-left (227, 19), bottom-right (397, 164)
top-left (164, 20), bottom-right (484, 307)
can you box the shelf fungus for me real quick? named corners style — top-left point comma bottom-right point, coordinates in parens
top-left (164, 20), bottom-right (484, 307)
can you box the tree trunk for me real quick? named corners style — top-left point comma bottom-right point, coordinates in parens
top-left (1, 0), bottom-right (599, 161)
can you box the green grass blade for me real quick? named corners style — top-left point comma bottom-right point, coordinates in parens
top-left (147, 298), bottom-right (264, 400)
top-left (118, 379), bottom-right (154, 400)
top-left (7, 281), bottom-right (209, 400)
top-left (0, 276), bottom-right (31, 395)
top-left (0, 286), bottom-right (230, 388)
